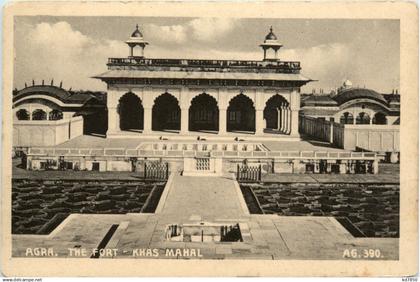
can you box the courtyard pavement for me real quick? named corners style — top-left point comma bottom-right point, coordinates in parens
top-left (53, 134), bottom-right (344, 152)
top-left (12, 173), bottom-right (399, 260)
top-left (159, 175), bottom-right (246, 219)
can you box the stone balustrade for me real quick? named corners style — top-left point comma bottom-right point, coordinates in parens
top-left (27, 146), bottom-right (377, 160)
top-left (107, 58), bottom-right (301, 74)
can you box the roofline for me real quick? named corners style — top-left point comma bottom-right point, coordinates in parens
top-left (13, 94), bottom-right (84, 108)
top-left (338, 98), bottom-right (391, 112)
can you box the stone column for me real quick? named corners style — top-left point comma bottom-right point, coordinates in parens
top-left (143, 107), bottom-right (152, 134)
top-left (281, 106), bottom-right (285, 133)
top-left (107, 107), bottom-right (119, 134)
top-left (255, 109), bottom-right (264, 135)
top-left (284, 107), bottom-right (289, 134)
top-left (289, 90), bottom-right (300, 137)
top-left (289, 109), bottom-right (299, 136)
top-left (219, 107), bottom-right (227, 134)
top-left (329, 122), bottom-right (334, 144)
top-left (276, 108), bottom-right (281, 131)
top-left (218, 88), bottom-right (228, 135)
top-left (180, 107), bottom-right (189, 134)
top-left (254, 90), bottom-right (265, 135)
top-left (372, 159), bottom-right (379, 174)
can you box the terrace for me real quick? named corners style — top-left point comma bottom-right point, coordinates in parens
top-left (107, 58), bottom-right (301, 74)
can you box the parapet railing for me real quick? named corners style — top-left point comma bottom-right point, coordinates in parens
top-left (138, 142), bottom-right (267, 152)
top-left (27, 147), bottom-right (378, 160)
top-left (107, 58), bottom-right (301, 73)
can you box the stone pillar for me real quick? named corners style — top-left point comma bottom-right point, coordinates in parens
top-left (289, 91), bottom-right (300, 137)
top-left (219, 108), bottom-right (227, 134)
top-left (255, 109), bottom-right (264, 135)
top-left (143, 107), bottom-right (152, 134)
top-left (254, 90), bottom-right (265, 135)
top-left (277, 108), bottom-right (281, 131)
top-left (284, 108), bottom-right (290, 134)
top-left (290, 108), bottom-right (299, 137)
top-left (339, 162), bottom-right (347, 174)
top-left (329, 122), bottom-right (334, 144)
top-left (107, 107), bottom-right (119, 134)
top-left (218, 88), bottom-right (228, 134)
top-left (372, 159), bottom-right (379, 174)
top-left (180, 107), bottom-right (189, 134)
top-left (280, 105), bottom-right (285, 133)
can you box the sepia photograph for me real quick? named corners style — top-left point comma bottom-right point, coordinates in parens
top-left (1, 1), bottom-right (418, 277)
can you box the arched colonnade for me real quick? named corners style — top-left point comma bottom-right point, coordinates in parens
top-left (107, 90), bottom-right (300, 136)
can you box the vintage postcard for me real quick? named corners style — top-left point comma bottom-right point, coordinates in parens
top-left (1, 1), bottom-right (418, 277)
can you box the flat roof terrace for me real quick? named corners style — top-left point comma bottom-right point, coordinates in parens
top-left (106, 58), bottom-right (301, 74)
top-left (96, 58), bottom-right (311, 86)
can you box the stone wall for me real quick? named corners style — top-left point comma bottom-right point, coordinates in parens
top-left (299, 116), bottom-right (333, 143)
top-left (342, 125), bottom-right (400, 152)
top-left (13, 116), bottom-right (84, 147)
top-left (299, 116), bottom-right (399, 153)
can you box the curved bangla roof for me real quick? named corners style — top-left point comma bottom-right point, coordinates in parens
top-left (13, 85), bottom-right (71, 103)
top-left (13, 85), bottom-right (104, 106)
top-left (333, 88), bottom-right (388, 105)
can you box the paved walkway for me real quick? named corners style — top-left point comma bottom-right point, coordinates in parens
top-left (160, 175), bottom-right (246, 219)
top-left (12, 213), bottom-right (398, 260)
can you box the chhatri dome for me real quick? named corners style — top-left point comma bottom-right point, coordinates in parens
top-left (265, 26), bottom-right (278, 41)
top-left (130, 24), bottom-right (144, 38)
top-left (126, 24), bottom-right (149, 58)
top-left (343, 79), bottom-right (353, 89)
top-left (260, 26), bottom-right (283, 61)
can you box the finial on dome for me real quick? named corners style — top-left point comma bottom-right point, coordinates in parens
top-left (270, 26), bottom-right (273, 33)
top-left (136, 24), bottom-right (139, 30)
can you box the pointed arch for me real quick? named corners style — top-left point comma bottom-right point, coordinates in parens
top-left (152, 92), bottom-right (181, 131)
top-left (49, 109), bottom-right (63, 120)
top-left (372, 112), bottom-right (387, 125)
top-left (356, 112), bottom-right (371, 124)
top-left (264, 94), bottom-right (289, 131)
top-left (189, 93), bottom-right (219, 131)
top-left (16, 109), bottom-right (30, 120)
top-left (227, 93), bottom-right (255, 132)
top-left (340, 112), bottom-right (354, 125)
top-left (32, 109), bottom-right (47, 120)
top-left (118, 92), bottom-right (144, 131)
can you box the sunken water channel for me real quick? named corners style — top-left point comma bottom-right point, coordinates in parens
top-left (12, 180), bottom-right (166, 235)
top-left (165, 222), bottom-right (243, 243)
top-left (240, 183), bottom-right (399, 238)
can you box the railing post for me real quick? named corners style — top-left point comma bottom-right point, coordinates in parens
top-left (144, 162), bottom-right (147, 180)
top-left (258, 165), bottom-right (262, 181)
top-left (166, 163), bottom-right (169, 180)
top-left (237, 164), bottom-right (239, 180)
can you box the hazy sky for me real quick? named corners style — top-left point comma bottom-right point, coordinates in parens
top-left (14, 17), bottom-right (399, 93)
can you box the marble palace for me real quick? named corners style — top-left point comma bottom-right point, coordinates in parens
top-left (13, 25), bottom-right (400, 174)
